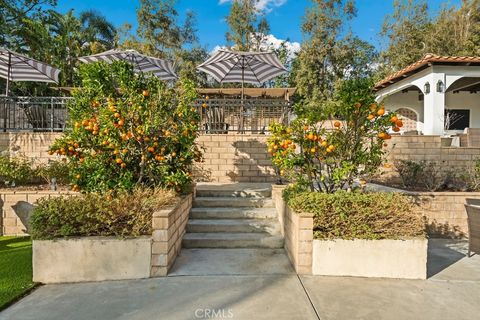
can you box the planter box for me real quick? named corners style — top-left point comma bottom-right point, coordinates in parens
top-left (33, 236), bottom-right (151, 283)
top-left (312, 238), bottom-right (428, 279)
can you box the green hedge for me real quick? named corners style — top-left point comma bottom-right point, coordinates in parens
top-left (30, 188), bottom-right (176, 240)
top-left (285, 190), bottom-right (426, 240)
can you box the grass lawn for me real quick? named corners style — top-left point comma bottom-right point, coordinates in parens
top-left (0, 236), bottom-right (35, 310)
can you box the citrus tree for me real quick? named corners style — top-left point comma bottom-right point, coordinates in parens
top-left (268, 78), bottom-right (401, 193)
top-left (50, 61), bottom-right (201, 193)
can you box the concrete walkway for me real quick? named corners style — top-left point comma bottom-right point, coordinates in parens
top-left (1, 239), bottom-right (479, 320)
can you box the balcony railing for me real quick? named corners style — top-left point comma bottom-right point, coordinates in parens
top-left (194, 98), bottom-right (290, 134)
top-left (0, 96), bottom-right (291, 133)
top-left (0, 96), bottom-right (71, 132)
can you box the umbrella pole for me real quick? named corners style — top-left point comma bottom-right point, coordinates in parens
top-left (5, 52), bottom-right (11, 96)
top-left (240, 57), bottom-right (245, 133)
top-left (3, 52), bottom-right (11, 132)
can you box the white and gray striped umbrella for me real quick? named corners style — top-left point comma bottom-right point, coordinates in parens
top-left (78, 49), bottom-right (177, 80)
top-left (0, 47), bottom-right (61, 96)
top-left (197, 49), bottom-right (287, 85)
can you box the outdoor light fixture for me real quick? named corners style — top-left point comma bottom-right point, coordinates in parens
top-left (424, 82), bottom-right (430, 94)
top-left (436, 80), bottom-right (445, 93)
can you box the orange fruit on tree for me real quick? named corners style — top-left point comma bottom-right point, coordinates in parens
top-left (390, 116), bottom-right (398, 123)
top-left (142, 90), bottom-right (150, 97)
top-left (310, 147), bottom-right (316, 153)
top-left (367, 114), bottom-right (375, 120)
top-left (115, 158), bottom-right (123, 164)
top-left (171, 152), bottom-right (177, 157)
top-left (378, 132), bottom-right (387, 139)
top-left (120, 163), bottom-right (127, 168)
top-left (369, 104), bottom-right (377, 112)
top-left (148, 147), bottom-right (155, 152)
top-left (114, 112), bottom-right (121, 118)
top-left (307, 133), bottom-right (314, 140)
top-left (117, 119), bottom-right (124, 126)
top-left (334, 121), bottom-right (341, 128)
top-left (377, 108), bottom-right (385, 116)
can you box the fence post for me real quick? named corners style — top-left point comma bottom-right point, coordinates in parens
top-left (51, 97), bottom-right (54, 132)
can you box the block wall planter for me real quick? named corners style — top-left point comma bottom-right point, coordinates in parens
top-left (32, 193), bottom-right (193, 283)
top-left (272, 186), bottom-right (428, 279)
top-left (33, 237), bottom-right (152, 283)
top-left (312, 238), bottom-right (428, 279)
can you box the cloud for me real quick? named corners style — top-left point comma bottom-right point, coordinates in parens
top-left (259, 34), bottom-right (300, 62)
top-left (218, 0), bottom-right (287, 13)
top-left (210, 34), bottom-right (300, 62)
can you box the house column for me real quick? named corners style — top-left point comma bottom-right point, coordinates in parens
top-left (423, 72), bottom-right (446, 135)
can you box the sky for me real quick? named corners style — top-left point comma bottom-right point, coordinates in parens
top-left (54, 0), bottom-right (462, 52)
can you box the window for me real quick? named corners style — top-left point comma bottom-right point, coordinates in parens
top-left (445, 109), bottom-right (470, 130)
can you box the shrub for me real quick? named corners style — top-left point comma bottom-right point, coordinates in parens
top-left (35, 160), bottom-right (71, 185)
top-left (0, 155), bottom-right (37, 186)
top-left (30, 188), bottom-right (176, 239)
top-left (395, 159), bottom-right (454, 191)
top-left (49, 61), bottom-right (201, 193)
top-left (395, 160), bottom-right (425, 188)
top-left (268, 78), bottom-right (397, 193)
top-left (285, 189), bottom-right (426, 240)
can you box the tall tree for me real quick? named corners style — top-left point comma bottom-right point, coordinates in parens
top-left (135, 0), bottom-right (197, 58)
top-left (225, 0), bottom-right (271, 51)
top-left (379, 0), bottom-right (480, 75)
top-left (294, 0), bottom-right (376, 115)
top-left (379, 0), bottom-right (431, 73)
top-left (0, 0), bottom-right (56, 48)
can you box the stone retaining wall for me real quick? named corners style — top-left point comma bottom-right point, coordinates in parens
top-left (272, 185), bottom-right (313, 274)
top-left (411, 191), bottom-right (480, 238)
top-left (1, 191), bottom-right (73, 236)
top-left (0, 132), bottom-right (276, 184)
top-left (195, 134), bottom-right (275, 183)
top-left (384, 135), bottom-right (480, 180)
top-left (151, 194), bottom-right (192, 277)
top-left (0, 132), bottom-right (61, 162)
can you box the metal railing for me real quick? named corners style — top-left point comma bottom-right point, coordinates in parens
top-left (0, 96), bottom-right (71, 132)
top-left (0, 96), bottom-right (291, 134)
top-left (194, 98), bottom-right (291, 134)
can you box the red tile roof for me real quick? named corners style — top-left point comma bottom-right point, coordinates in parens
top-left (374, 54), bottom-right (480, 91)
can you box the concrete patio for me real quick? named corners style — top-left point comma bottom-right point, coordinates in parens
top-left (1, 239), bottom-right (479, 320)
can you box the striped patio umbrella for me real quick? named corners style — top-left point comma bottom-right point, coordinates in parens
top-left (0, 47), bottom-right (61, 96)
top-left (197, 49), bottom-right (287, 99)
top-left (78, 49), bottom-right (177, 81)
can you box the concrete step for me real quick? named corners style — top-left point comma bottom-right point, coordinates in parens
top-left (187, 219), bottom-right (281, 234)
top-left (193, 197), bottom-right (274, 208)
top-left (189, 207), bottom-right (277, 219)
top-left (196, 183), bottom-right (272, 198)
top-left (169, 248), bottom-right (294, 276)
top-left (182, 232), bottom-right (284, 249)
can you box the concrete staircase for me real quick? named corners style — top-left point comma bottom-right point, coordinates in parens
top-left (182, 183), bottom-right (284, 249)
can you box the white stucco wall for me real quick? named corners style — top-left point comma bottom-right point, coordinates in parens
top-left (446, 91), bottom-right (480, 129)
top-left (382, 90), bottom-right (480, 134)
top-left (382, 91), bottom-right (424, 132)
